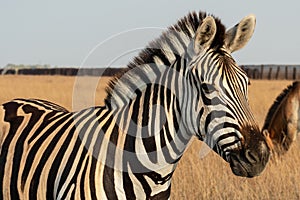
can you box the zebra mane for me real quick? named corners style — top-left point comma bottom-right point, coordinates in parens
top-left (104, 11), bottom-right (226, 105)
top-left (263, 81), bottom-right (299, 130)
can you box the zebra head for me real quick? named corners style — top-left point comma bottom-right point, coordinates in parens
top-left (185, 15), bottom-right (270, 177)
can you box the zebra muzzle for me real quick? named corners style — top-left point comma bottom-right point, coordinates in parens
top-left (228, 139), bottom-right (270, 177)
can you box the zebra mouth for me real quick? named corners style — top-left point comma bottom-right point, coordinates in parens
top-left (228, 154), bottom-right (255, 178)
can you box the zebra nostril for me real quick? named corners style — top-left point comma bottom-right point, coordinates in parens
top-left (245, 149), bottom-right (258, 163)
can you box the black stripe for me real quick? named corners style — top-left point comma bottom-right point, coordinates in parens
top-left (171, 31), bottom-right (186, 54)
top-left (142, 84), bottom-right (151, 127)
top-left (165, 86), bottom-right (172, 111)
top-left (151, 48), bottom-right (171, 66)
top-left (217, 132), bottom-right (239, 144)
top-left (189, 71), bottom-right (201, 104)
top-left (143, 135), bottom-right (157, 163)
top-left (80, 157), bottom-right (89, 199)
top-left (84, 109), bottom-right (104, 151)
top-left (173, 98), bottom-right (181, 133)
top-left (131, 89), bottom-right (142, 125)
top-left (103, 124), bottom-right (119, 199)
top-left (46, 123), bottom-right (76, 199)
top-left (220, 139), bottom-right (239, 151)
top-left (163, 36), bottom-right (177, 57)
top-left (196, 107), bottom-right (204, 140)
top-left (204, 111), bottom-right (235, 134)
top-left (123, 172), bottom-right (136, 200)
top-left (13, 105), bottom-right (44, 193)
top-left (210, 121), bottom-right (239, 137)
top-left (0, 102), bottom-right (23, 200)
top-left (160, 128), bottom-right (174, 164)
top-left (89, 158), bottom-right (97, 200)
top-left (165, 120), bottom-right (183, 156)
top-left (60, 139), bottom-right (87, 199)
top-left (134, 173), bottom-right (152, 198)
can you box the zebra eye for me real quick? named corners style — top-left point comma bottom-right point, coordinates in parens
top-left (201, 83), bottom-right (216, 94)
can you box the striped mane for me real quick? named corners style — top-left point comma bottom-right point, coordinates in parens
top-left (263, 81), bottom-right (299, 130)
top-left (104, 11), bottom-right (226, 105)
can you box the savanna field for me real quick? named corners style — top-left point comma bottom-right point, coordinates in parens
top-left (0, 76), bottom-right (299, 199)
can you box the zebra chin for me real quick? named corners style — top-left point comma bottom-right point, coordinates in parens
top-left (227, 127), bottom-right (271, 177)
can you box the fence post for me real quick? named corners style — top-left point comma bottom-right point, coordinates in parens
top-left (260, 65), bottom-right (264, 79)
top-left (268, 67), bottom-right (272, 80)
top-left (293, 67), bottom-right (296, 80)
top-left (254, 68), bottom-right (259, 79)
top-left (276, 66), bottom-right (280, 79)
top-left (285, 66), bottom-right (288, 79)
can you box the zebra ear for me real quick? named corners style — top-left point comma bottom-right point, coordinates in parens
top-left (225, 14), bottom-right (256, 53)
top-left (263, 129), bottom-right (274, 150)
top-left (194, 16), bottom-right (217, 54)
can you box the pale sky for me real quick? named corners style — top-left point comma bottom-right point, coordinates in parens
top-left (1, 1), bottom-right (300, 68)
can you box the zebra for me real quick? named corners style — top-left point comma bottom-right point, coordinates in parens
top-left (0, 11), bottom-right (271, 199)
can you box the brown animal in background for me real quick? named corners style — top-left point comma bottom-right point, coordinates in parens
top-left (263, 81), bottom-right (300, 155)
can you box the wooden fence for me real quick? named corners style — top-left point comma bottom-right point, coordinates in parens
top-left (0, 67), bottom-right (124, 77)
top-left (1, 65), bottom-right (300, 80)
top-left (240, 65), bottom-right (300, 80)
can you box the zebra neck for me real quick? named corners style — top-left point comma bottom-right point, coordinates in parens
top-left (97, 64), bottom-right (193, 195)
top-left (88, 104), bottom-right (188, 198)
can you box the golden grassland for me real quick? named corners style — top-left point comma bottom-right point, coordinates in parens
top-left (0, 76), bottom-right (299, 199)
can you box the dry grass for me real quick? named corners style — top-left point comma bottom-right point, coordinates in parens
top-left (0, 76), bottom-right (299, 199)
top-left (0, 75), bottom-right (111, 110)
